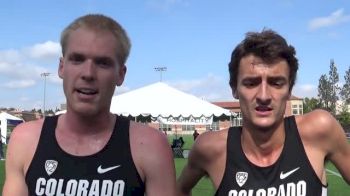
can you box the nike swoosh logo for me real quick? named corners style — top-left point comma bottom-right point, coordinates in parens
top-left (97, 165), bottom-right (121, 174)
top-left (280, 167), bottom-right (300, 180)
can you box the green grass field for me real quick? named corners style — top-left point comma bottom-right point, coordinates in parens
top-left (0, 161), bottom-right (4, 195)
top-left (0, 136), bottom-right (348, 196)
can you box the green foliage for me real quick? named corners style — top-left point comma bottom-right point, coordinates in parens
top-left (340, 67), bottom-right (350, 104)
top-left (318, 59), bottom-right (341, 114)
top-left (303, 97), bottom-right (321, 113)
top-left (328, 59), bottom-right (340, 113)
top-left (318, 74), bottom-right (332, 111)
top-left (337, 109), bottom-right (350, 127)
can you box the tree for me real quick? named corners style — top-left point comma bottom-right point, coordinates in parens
top-left (340, 66), bottom-right (350, 104)
top-left (318, 74), bottom-right (331, 111)
top-left (328, 59), bottom-right (340, 114)
top-left (317, 59), bottom-right (340, 114)
top-left (337, 109), bottom-right (350, 127)
top-left (303, 97), bottom-right (321, 113)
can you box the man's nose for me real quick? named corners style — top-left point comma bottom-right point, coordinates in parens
top-left (256, 82), bottom-right (271, 104)
top-left (81, 60), bottom-right (96, 81)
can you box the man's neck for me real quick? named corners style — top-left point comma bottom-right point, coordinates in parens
top-left (59, 110), bottom-right (115, 135)
top-left (241, 121), bottom-right (285, 167)
top-left (55, 111), bottom-right (116, 156)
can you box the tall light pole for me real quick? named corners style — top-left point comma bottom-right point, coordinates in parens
top-left (41, 72), bottom-right (50, 117)
top-left (154, 66), bottom-right (167, 82)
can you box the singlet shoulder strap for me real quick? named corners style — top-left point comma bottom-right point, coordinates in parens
top-left (109, 115), bottom-right (130, 143)
top-left (37, 115), bottom-right (59, 150)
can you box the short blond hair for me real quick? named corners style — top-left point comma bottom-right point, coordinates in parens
top-left (60, 14), bottom-right (131, 65)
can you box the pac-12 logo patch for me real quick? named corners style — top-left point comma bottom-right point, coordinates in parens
top-left (235, 171), bottom-right (248, 187)
top-left (45, 160), bottom-right (58, 176)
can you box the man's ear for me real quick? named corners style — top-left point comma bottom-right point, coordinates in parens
top-left (58, 57), bottom-right (64, 79)
top-left (232, 88), bottom-right (238, 99)
top-left (116, 64), bottom-right (127, 86)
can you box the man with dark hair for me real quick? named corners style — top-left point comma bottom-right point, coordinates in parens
top-left (3, 14), bottom-right (176, 196)
top-left (177, 29), bottom-right (350, 195)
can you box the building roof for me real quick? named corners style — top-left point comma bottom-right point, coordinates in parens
top-left (212, 95), bottom-right (303, 109)
top-left (211, 101), bottom-right (240, 109)
top-left (289, 95), bottom-right (303, 100)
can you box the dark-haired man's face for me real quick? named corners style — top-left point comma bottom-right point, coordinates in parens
top-left (234, 54), bottom-right (290, 131)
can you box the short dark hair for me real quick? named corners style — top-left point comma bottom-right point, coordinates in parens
top-left (228, 29), bottom-right (298, 94)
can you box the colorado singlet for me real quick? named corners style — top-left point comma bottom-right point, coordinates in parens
top-left (215, 116), bottom-right (327, 196)
top-left (25, 115), bottom-right (145, 196)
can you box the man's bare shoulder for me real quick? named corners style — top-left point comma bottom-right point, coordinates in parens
top-left (10, 118), bottom-right (44, 145)
top-left (191, 129), bottom-right (229, 161)
top-left (296, 109), bottom-right (337, 138)
top-left (129, 121), bottom-right (169, 149)
top-left (128, 121), bottom-right (175, 185)
top-left (6, 118), bottom-right (44, 174)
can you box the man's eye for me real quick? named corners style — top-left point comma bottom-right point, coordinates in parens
top-left (69, 55), bottom-right (85, 64)
top-left (271, 80), bottom-right (285, 88)
top-left (95, 59), bottom-right (111, 67)
top-left (243, 81), bottom-right (258, 88)
top-left (95, 58), bottom-right (113, 68)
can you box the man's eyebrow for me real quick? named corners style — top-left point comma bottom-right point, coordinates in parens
top-left (94, 56), bottom-right (114, 61)
top-left (67, 52), bottom-right (84, 57)
top-left (267, 76), bottom-right (288, 81)
top-left (242, 76), bottom-right (261, 81)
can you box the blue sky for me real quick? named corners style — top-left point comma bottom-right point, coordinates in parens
top-left (1, 0), bottom-right (350, 110)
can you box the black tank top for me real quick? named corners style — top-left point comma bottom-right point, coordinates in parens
top-left (215, 116), bottom-right (327, 196)
top-left (25, 115), bottom-right (145, 196)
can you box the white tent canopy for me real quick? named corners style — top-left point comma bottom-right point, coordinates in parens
top-left (110, 82), bottom-right (234, 124)
top-left (0, 112), bottom-right (23, 144)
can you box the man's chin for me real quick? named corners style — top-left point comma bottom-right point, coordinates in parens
top-left (252, 118), bottom-right (276, 130)
top-left (70, 104), bottom-right (100, 117)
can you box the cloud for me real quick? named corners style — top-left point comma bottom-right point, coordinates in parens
top-left (168, 73), bottom-right (232, 101)
top-left (0, 49), bottom-right (23, 63)
top-left (1, 79), bottom-right (36, 88)
top-left (308, 8), bottom-right (350, 30)
top-left (24, 41), bottom-right (61, 61)
top-left (292, 84), bottom-right (317, 98)
top-left (0, 61), bottom-right (47, 80)
top-left (0, 41), bottom-right (61, 89)
top-left (19, 96), bottom-right (30, 102)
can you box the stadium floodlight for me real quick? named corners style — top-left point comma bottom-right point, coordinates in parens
top-left (41, 72), bottom-right (51, 116)
top-left (154, 66), bottom-right (167, 82)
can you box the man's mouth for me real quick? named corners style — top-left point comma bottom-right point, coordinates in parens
top-left (76, 88), bottom-right (98, 95)
top-left (255, 106), bottom-right (272, 112)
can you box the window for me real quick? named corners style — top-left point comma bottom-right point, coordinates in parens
top-left (206, 121), bottom-right (219, 131)
top-left (293, 109), bottom-right (299, 115)
top-left (182, 124), bottom-right (195, 131)
top-left (159, 123), bottom-right (171, 132)
top-left (291, 102), bottom-right (303, 115)
top-left (232, 112), bottom-right (243, 127)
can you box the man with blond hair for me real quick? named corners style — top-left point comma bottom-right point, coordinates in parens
top-left (4, 14), bottom-right (176, 196)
